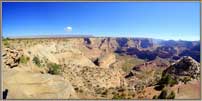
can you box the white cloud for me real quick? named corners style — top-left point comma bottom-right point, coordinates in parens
top-left (64, 26), bottom-right (72, 32)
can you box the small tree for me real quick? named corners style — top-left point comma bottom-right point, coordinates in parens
top-left (47, 63), bottom-right (61, 75)
top-left (32, 56), bottom-right (41, 67)
top-left (156, 89), bottom-right (175, 99)
top-left (158, 74), bottom-right (177, 87)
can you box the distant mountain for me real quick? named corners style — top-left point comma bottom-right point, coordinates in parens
top-left (84, 37), bottom-right (200, 62)
top-left (7, 34), bottom-right (94, 39)
top-left (6, 36), bottom-right (200, 62)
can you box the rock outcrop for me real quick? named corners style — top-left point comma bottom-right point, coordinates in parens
top-left (98, 53), bottom-right (116, 68)
top-left (155, 46), bottom-right (177, 58)
top-left (3, 70), bottom-right (77, 99)
top-left (163, 56), bottom-right (200, 80)
top-left (25, 44), bottom-right (59, 64)
top-left (132, 60), bottom-right (169, 72)
top-left (116, 38), bottom-right (154, 49)
top-left (2, 48), bottom-right (23, 68)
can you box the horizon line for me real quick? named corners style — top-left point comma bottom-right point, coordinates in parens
top-left (2, 34), bottom-right (200, 42)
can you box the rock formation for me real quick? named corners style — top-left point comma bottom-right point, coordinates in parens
top-left (98, 53), bottom-right (116, 68)
top-left (163, 56), bottom-right (200, 80)
top-left (2, 48), bottom-right (23, 68)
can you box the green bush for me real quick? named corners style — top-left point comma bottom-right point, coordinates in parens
top-left (3, 37), bottom-right (10, 41)
top-left (3, 41), bottom-right (9, 46)
top-left (32, 56), bottom-right (41, 67)
top-left (158, 89), bottom-right (168, 99)
top-left (158, 74), bottom-right (177, 87)
top-left (47, 63), bottom-right (61, 75)
top-left (167, 91), bottom-right (175, 99)
top-left (20, 55), bottom-right (30, 64)
top-left (152, 95), bottom-right (158, 99)
top-left (112, 94), bottom-right (126, 99)
top-left (155, 90), bottom-right (175, 99)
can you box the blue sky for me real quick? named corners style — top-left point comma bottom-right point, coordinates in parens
top-left (2, 2), bottom-right (200, 41)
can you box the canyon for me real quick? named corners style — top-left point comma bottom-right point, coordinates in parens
top-left (2, 37), bottom-right (200, 99)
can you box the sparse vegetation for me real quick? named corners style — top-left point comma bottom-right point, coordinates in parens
top-left (157, 74), bottom-right (178, 89)
top-left (47, 63), bottom-right (61, 75)
top-left (112, 93), bottom-right (126, 99)
top-left (153, 74), bottom-right (177, 99)
top-left (181, 76), bottom-right (191, 84)
top-left (119, 55), bottom-right (144, 73)
top-left (152, 95), bottom-right (158, 99)
top-left (20, 55), bottom-right (30, 64)
top-left (3, 37), bottom-right (10, 47)
top-left (109, 87), bottom-right (135, 99)
top-left (167, 91), bottom-right (175, 99)
top-left (32, 56), bottom-right (41, 67)
top-left (74, 87), bottom-right (83, 93)
top-left (153, 89), bottom-right (176, 99)
top-left (158, 89), bottom-right (168, 99)
top-left (3, 37), bottom-right (10, 41)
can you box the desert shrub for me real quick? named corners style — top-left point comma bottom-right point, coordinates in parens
top-left (112, 94), bottom-right (126, 99)
top-left (20, 55), bottom-right (30, 64)
top-left (112, 88), bottom-right (130, 99)
top-left (3, 37), bottom-right (10, 41)
top-left (155, 89), bottom-right (175, 99)
top-left (152, 95), bottom-right (158, 99)
top-left (47, 63), bottom-right (61, 75)
top-left (74, 87), bottom-right (83, 93)
top-left (167, 91), bottom-right (175, 99)
top-left (3, 40), bottom-right (9, 46)
top-left (74, 87), bottom-right (79, 91)
top-left (101, 89), bottom-right (108, 95)
top-left (181, 77), bottom-right (191, 84)
top-left (32, 56), bottom-right (41, 67)
top-left (158, 74), bottom-right (177, 87)
top-left (3, 38), bottom-right (10, 47)
top-left (79, 89), bottom-right (83, 93)
top-left (158, 89), bottom-right (168, 99)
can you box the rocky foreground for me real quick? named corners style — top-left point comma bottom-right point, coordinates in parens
top-left (2, 38), bottom-right (200, 99)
